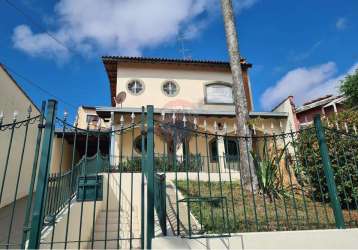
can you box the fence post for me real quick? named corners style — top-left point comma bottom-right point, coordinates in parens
top-left (314, 115), bottom-right (345, 229)
top-left (28, 100), bottom-right (57, 248)
top-left (146, 105), bottom-right (155, 249)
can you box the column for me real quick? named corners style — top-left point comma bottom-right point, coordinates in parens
top-left (217, 136), bottom-right (226, 173)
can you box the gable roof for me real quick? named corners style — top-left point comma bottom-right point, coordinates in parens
top-left (102, 56), bottom-right (252, 106)
top-left (296, 95), bottom-right (343, 113)
top-left (0, 64), bottom-right (40, 112)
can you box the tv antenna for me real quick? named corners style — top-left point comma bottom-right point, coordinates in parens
top-left (177, 32), bottom-right (192, 60)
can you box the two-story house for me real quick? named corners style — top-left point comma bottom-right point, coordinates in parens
top-left (72, 56), bottom-right (289, 171)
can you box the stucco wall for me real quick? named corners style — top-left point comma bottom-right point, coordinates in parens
top-left (116, 64), bottom-right (252, 111)
top-left (152, 229), bottom-right (358, 249)
top-left (0, 66), bottom-right (40, 208)
top-left (49, 136), bottom-right (77, 173)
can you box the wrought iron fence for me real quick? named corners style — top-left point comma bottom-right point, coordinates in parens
top-left (154, 173), bottom-right (167, 236)
top-left (0, 103), bottom-right (45, 249)
top-left (150, 114), bottom-right (358, 238)
top-left (1, 101), bottom-right (358, 249)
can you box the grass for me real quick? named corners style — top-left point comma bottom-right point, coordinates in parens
top-left (176, 180), bottom-right (358, 234)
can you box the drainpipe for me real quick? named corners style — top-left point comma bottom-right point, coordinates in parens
top-left (110, 111), bottom-right (115, 167)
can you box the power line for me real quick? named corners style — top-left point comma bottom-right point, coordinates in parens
top-left (1, 62), bottom-right (78, 111)
top-left (3, 0), bottom-right (76, 55)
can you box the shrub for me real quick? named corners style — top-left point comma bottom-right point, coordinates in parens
top-left (295, 114), bottom-right (358, 209)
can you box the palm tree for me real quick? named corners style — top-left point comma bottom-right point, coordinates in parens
top-left (220, 0), bottom-right (258, 190)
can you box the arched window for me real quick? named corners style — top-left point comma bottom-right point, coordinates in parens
top-left (205, 82), bottom-right (233, 104)
top-left (134, 135), bottom-right (147, 154)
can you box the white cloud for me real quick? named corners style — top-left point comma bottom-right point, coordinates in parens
top-left (336, 17), bottom-right (347, 30)
top-left (260, 62), bottom-right (358, 110)
top-left (12, 0), bottom-right (258, 59)
top-left (12, 25), bottom-right (69, 59)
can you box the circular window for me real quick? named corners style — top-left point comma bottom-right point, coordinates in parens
top-left (162, 80), bottom-right (179, 97)
top-left (127, 79), bottom-right (144, 95)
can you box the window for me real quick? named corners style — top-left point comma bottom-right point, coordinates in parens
top-left (162, 80), bottom-right (179, 96)
top-left (127, 79), bottom-right (144, 95)
top-left (86, 115), bottom-right (99, 124)
top-left (209, 138), bottom-right (238, 162)
top-left (209, 138), bottom-right (218, 162)
top-left (134, 134), bottom-right (147, 154)
top-left (225, 139), bottom-right (239, 161)
top-left (205, 83), bottom-right (233, 104)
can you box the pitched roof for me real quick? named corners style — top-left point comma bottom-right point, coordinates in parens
top-left (296, 95), bottom-right (343, 113)
top-left (0, 64), bottom-right (40, 112)
top-left (102, 56), bottom-right (252, 106)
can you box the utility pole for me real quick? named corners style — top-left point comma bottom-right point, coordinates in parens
top-left (220, 0), bottom-right (258, 190)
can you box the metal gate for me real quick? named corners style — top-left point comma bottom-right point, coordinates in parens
top-left (0, 100), bottom-right (156, 249)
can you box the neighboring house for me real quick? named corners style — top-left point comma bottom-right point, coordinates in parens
top-left (0, 64), bottom-right (40, 207)
top-left (273, 94), bottom-right (346, 130)
top-left (296, 95), bottom-right (346, 127)
top-left (0, 64), bottom-right (40, 244)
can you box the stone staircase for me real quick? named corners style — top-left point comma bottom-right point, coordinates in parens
top-left (88, 209), bottom-right (141, 249)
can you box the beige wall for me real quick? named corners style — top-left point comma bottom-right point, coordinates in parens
top-left (49, 136), bottom-right (78, 173)
top-left (116, 64), bottom-right (239, 111)
top-left (76, 106), bottom-right (110, 130)
top-left (272, 97), bottom-right (298, 133)
top-left (153, 229), bottom-right (358, 249)
top-left (0, 66), bottom-right (40, 208)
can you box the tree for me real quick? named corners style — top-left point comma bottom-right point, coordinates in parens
top-left (220, 0), bottom-right (258, 190)
top-left (340, 67), bottom-right (358, 108)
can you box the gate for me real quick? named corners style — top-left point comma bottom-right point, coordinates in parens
top-left (0, 100), bottom-right (153, 249)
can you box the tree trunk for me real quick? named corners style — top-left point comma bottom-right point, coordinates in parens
top-left (220, 0), bottom-right (258, 191)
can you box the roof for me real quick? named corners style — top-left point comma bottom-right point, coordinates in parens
top-left (102, 56), bottom-right (252, 106)
top-left (0, 64), bottom-right (40, 112)
top-left (296, 95), bottom-right (344, 113)
top-left (271, 96), bottom-right (293, 112)
top-left (95, 106), bottom-right (288, 119)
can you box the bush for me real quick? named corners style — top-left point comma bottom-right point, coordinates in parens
top-left (295, 113), bottom-right (358, 209)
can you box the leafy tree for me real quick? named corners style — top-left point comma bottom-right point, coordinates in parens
top-left (340, 68), bottom-right (358, 108)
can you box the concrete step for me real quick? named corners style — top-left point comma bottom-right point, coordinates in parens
top-left (93, 231), bottom-right (135, 240)
top-left (94, 222), bottom-right (135, 232)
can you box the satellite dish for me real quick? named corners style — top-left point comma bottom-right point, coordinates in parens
top-left (115, 91), bottom-right (126, 107)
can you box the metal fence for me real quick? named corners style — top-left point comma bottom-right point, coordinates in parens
top-left (0, 103), bottom-right (45, 249)
top-left (0, 101), bottom-right (357, 249)
top-left (150, 112), bottom-right (358, 237)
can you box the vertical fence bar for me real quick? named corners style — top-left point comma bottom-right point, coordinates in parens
top-left (314, 115), bottom-right (345, 229)
top-left (21, 101), bottom-right (46, 248)
top-left (140, 106), bottom-right (145, 249)
top-left (28, 100), bottom-right (57, 249)
top-left (146, 105), bottom-right (155, 249)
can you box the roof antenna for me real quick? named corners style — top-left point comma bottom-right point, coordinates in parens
top-left (177, 31), bottom-right (192, 60)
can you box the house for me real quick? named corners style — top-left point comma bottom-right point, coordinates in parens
top-left (0, 64), bottom-right (40, 244)
top-left (273, 94), bottom-right (346, 130)
top-left (71, 56), bottom-right (290, 171)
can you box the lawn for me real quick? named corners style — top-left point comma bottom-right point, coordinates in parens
top-left (176, 180), bottom-right (358, 234)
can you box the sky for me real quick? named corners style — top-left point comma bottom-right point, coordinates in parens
top-left (1, 0), bottom-right (358, 118)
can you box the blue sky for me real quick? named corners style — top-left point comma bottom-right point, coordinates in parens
top-left (1, 0), bottom-right (357, 117)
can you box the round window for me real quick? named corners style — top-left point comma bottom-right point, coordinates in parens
top-left (127, 80), bottom-right (144, 95)
top-left (162, 80), bottom-right (179, 97)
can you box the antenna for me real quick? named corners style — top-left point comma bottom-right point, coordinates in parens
top-left (114, 91), bottom-right (127, 108)
top-left (177, 32), bottom-right (191, 60)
